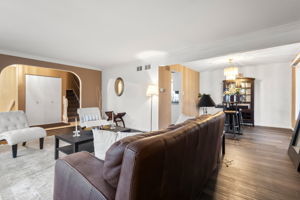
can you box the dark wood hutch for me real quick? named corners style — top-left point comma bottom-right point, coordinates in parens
top-left (223, 77), bottom-right (255, 126)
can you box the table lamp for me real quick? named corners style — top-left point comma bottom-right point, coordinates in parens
top-left (197, 94), bottom-right (216, 115)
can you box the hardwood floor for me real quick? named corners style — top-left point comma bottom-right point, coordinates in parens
top-left (200, 126), bottom-right (300, 200)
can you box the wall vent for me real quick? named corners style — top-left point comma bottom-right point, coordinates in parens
top-left (145, 64), bottom-right (151, 70)
top-left (137, 66), bottom-right (143, 71)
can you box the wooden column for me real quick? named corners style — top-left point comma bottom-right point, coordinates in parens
top-left (158, 64), bottom-right (199, 129)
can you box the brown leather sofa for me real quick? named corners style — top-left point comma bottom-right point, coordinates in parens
top-left (54, 112), bottom-right (225, 200)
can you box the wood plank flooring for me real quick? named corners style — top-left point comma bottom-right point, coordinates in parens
top-left (200, 126), bottom-right (300, 200)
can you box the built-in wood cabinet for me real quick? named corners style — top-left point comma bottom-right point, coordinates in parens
top-left (223, 77), bottom-right (255, 126)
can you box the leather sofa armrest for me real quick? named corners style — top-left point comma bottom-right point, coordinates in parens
top-left (54, 152), bottom-right (116, 200)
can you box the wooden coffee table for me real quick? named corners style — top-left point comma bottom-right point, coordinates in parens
top-left (54, 130), bottom-right (94, 160)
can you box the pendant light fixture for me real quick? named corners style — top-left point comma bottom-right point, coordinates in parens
top-left (224, 59), bottom-right (238, 80)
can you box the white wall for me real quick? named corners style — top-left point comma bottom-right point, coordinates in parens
top-left (102, 64), bottom-right (158, 132)
top-left (200, 63), bottom-right (292, 129)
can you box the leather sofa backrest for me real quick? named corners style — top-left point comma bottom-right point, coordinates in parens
top-left (0, 111), bottom-right (29, 133)
top-left (103, 129), bottom-right (170, 188)
top-left (102, 114), bottom-right (215, 188)
top-left (115, 112), bottom-right (225, 200)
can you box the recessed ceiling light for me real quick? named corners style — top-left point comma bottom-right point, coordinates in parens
top-left (136, 50), bottom-right (168, 60)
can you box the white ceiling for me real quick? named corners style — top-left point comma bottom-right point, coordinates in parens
top-left (0, 0), bottom-right (300, 69)
top-left (184, 43), bottom-right (300, 71)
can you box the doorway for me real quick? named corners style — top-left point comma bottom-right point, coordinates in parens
top-left (171, 71), bottom-right (182, 124)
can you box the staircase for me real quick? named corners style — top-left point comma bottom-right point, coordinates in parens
top-left (66, 90), bottom-right (79, 122)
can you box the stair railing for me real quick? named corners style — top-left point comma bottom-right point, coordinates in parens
top-left (71, 75), bottom-right (80, 103)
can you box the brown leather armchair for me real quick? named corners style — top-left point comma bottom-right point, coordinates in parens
top-left (54, 112), bottom-right (225, 200)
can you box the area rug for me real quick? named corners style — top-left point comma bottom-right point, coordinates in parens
top-left (0, 136), bottom-right (62, 200)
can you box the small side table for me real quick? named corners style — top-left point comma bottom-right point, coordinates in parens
top-left (55, 130), bottom-right (94, 160)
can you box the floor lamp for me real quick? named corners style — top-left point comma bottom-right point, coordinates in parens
top-left (146, 85), bottom-right (158, 131)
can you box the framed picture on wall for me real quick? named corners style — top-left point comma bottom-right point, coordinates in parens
top-left (288, 111), bottom-right (300, 172)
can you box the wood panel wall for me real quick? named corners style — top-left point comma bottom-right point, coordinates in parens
top-left (158, 66), bottom-right (172, 129)
top-left (159, 64), bottom-right (199, 129)
top-left (0, 66), bottom-right (18, 112)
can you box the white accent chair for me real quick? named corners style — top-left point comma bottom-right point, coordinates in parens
top-left (77, 107), bottom-right (110, 128)
top-left (0, 111), bottom-right (46, 158)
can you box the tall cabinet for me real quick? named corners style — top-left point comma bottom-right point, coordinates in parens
top-left (223, 77), bottom-right (255, 126)
top-left (26, 75), bottom-right (62, 126)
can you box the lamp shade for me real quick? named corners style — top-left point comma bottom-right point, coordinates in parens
top-left (146, 85), bottom-right (158, 96)
top-left (197, 94), bottom-right (216, 107)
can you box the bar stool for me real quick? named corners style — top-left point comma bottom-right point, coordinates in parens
top-left (223, 102), bottom-right (241, 138)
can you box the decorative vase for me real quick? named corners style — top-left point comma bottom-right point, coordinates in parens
top-left (224, 94), bottom-right (230, 102)
top-left (235, 94), bottom-right (240, 102)
top-left (230, 95), bottom-right (235, 102)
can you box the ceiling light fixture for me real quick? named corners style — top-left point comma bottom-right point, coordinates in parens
top-left (224, 59), bottom-right (238, 80)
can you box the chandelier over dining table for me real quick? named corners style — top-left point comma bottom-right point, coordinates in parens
top-left (224, 59), bottom-right (238, 80)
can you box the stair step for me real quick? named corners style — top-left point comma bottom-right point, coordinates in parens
top-left (68, 112), bottom-right (78, 116)
top-left (68, 103), bottom-right (79, 106)
top-left (68, 115), bottom-right (79, 122)
top-left (68, 100), bottom-right (78, 104)
top-left (66, 90), bottom-right (79, 124)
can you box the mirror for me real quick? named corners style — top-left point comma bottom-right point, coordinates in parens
top-left (114, 77), bottom-right (124, 96)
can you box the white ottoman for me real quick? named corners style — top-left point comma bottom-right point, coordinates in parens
top-left (0, 111), bottom-right (46, 158)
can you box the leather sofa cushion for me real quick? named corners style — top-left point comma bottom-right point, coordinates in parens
top-left (103, 129), bottom-right (168, 188)
top-left (54, 152), bottom-right (116, 200)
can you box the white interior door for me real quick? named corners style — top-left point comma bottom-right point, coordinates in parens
top-left (26, 75), bottom-right (62, 126)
